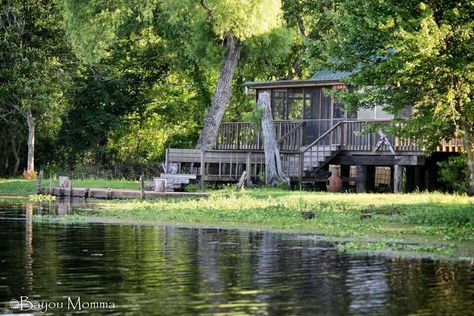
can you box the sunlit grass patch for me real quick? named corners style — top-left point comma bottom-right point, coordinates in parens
top-left (0, 178), bottom-right (139, 195)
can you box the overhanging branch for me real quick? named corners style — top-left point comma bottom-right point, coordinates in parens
top-left (200, 0), bottom-right (213, 19)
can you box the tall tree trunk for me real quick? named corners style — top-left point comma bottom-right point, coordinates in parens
top-left (462, 124), bottom-right (474, 196)
top-left (197, 33), bottom-right (242, 150)
top-left (10, 132), bottom-right (20, 177)
top-left (26, 109), bottom-right (35, 174)
top-left (257, 90), bottom-right (289, 186)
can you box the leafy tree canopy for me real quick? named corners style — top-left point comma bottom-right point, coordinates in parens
top-left (319, 0), bottom-right (473, 150)
top-left (317, 0), bottom-right (474, 194)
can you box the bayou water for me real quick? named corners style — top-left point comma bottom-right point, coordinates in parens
top-left (0, 201), bottom-right (473, 315)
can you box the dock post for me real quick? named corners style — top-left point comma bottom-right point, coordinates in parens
top-left (393, 164), bottom-right (402, 193)
top-left (69, 178), bottom-right (73, 199)
top-left (165, 147), bottom-right (169, 173)
top-left (37, 170), bottom-right (43, 194)
top-left (49, 177), bottom-right (53, 195)
top-left (200, 150), bottom-right (205, 189)
top-left (140, 175), bottom-right (145, 200)
top-left (356, 165), bottom-right (367, 193)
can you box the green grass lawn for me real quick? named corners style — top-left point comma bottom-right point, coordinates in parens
top-left (0, 178), bottom-right (139, 195)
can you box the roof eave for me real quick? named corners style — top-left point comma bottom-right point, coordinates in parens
top-left (244, 79), bottom-right (344, 89)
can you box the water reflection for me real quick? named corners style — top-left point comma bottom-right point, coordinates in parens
top-left (0, 202), bottom-right (472, 315)
top-left (25, 203), bottom-right (33, 294)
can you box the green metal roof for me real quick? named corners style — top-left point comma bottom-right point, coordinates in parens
top-left (309, 70), bottom-right (350, 81)
top-left (245, 69), bottom-right (349, 89)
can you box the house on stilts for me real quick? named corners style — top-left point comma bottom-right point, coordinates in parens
top-left (164, 70), bottom-right (461, 192)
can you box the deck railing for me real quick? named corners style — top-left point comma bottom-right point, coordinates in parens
top-left (215, 121), bottom-right (301, 151)
top-left (215, 119), bottom-right (458, 154)
top-left (167, 120), bottom-right (461, 186)
top-left (342, 120), bottom-right (424, 152)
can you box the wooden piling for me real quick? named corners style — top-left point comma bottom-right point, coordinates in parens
top-left (200, 150), bottom-right (205, 189)
top-left (165, 147), bottom-right (169, 173)
top-left (356, 165), bottom-right (367, 193)
top-left (393, 164), bottom-right (402, 193)
top-left (37, 170), bottom-right (43, 194)
top-left (140, 175), bottom-right (145, 200)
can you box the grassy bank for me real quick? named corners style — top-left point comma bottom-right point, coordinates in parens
top-left (31, 188), bottom-right (474, 259)
top-left (0, 178), bottom-right (139, 195)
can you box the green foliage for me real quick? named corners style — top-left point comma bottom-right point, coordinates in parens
top-left (0, 0), bottom-right (72, 111)
top-left (242, 107), bottom-right (264, 131)
top-left (337, 241), bottom-right (456, 256)
top-left (184, 183), bottom-right (214, 192)
top-left (62, 0), bottom-right (158, 63)
top-left (438, 155), bottom-right (470, 193)
top-left (59, 23), bottom-right (170, 165)
top-left (0, 0), bottom-right (75, 176)
top-left (161, 0), bottom-right (283, 42)
top-left (281, 0), bottom-right (336, 77)
top-left (239, 27), bottom-right (296, 79)
top-left (317, 0), bottom-right (474, 153)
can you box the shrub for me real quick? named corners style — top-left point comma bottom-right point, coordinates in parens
top-left (438, 155), bottom-right (469, 193)
top-left (22, 170), bottom-right (37, 180)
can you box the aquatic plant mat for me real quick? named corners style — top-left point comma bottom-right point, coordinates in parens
top-left (23, 189), bottom-right (473, 260)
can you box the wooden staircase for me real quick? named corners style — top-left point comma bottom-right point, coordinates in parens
top-left (298, 122), bottom-right (343, 179)
top-left (159, 173), bottom-right (197, 191)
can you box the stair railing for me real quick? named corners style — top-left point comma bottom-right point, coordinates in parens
top-left (299, 121), bottom-right (343, 182)
top-left (277, 120), bottom-right (306, 152)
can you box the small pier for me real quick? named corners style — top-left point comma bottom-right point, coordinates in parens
top-left (43, 187), bottom-right (208, 200)
top-left (37, 174), bottom-right (208, 200)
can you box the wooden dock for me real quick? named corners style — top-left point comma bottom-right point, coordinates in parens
top-left (42, 187), bottom-right (208, 200)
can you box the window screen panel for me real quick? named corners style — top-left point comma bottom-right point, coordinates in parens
top-left (272, 90), bottom-right (287, 120)
top-left (288, 88), bottom-right (303, 119)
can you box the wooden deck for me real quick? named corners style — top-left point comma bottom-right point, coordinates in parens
top-left (166, 119), bottom-right (461, 185)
